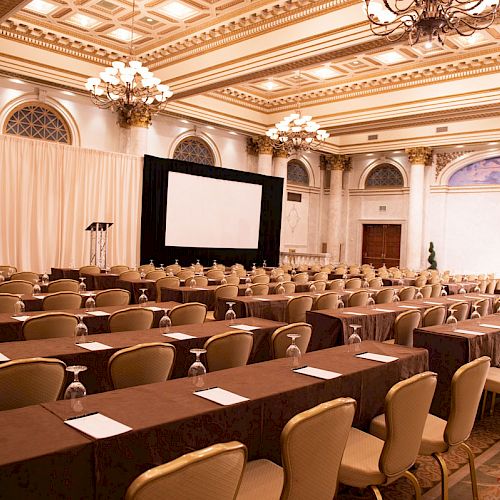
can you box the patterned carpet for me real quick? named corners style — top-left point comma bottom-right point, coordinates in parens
top-left (337, 404), bottom-right (500, 499)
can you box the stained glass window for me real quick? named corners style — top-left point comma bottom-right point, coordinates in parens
top-left (287, 159), bottom-right (309, 185)
top-left (173, 137), bottom-right (215, 166)
top-left (5, 103), bottom-right (70, 143)
top-left (365, 164), bottom-right (403, 188)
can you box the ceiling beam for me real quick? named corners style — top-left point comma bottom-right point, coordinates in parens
top-left (0, 0), bottom-right (31, 23)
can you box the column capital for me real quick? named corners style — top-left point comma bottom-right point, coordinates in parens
top-left (406, 147), bottom-right (433, 166)
top-left (256, 136), bottom-right (274, 155)
top-left (320, 154), bottom-right (351, 171)
top-left (273, 149), bottom-right (289, 159)
top-left (246, 137), bottom-right (259, 156)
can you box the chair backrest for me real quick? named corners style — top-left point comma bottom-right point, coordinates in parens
top-left (166, 264), bottom-right (181, 274)
top-left (297, 265), bottom-right (309, 272)
top-left (334, 266), bottom-right (346, 274)
top-left (445, 356), bottom-right (490, 446)
top-left (420, 284), bottom-right (432, 298)
top-left (205, 269), bottom-right (224, 280)
top-left (430, 283), bottom-right (442, 298)
top-left (398, 286), bottom-right (416, 302)
top-left (348, 266), bottom-right (360, 274)
top-left (292, 272), bottom-right (309, 284)
top-left (251, 274), bottom-right (270, 284)
top-left (309, 280), bottom-right (326, 292)
top-left (368, 278), bottom-right (383, 288)
top-left (379, 372), bottom-right (437, 478)
top-left (95, 288), bottom-right (131, 307)
top-left (280, 398), bottom-right (356, 500)
top-left (450, 301), bottom-right (469, 321)
top-left (169, 302), bottom-right (207, 326)
top-left (177, 269), bottom-right (195, 280)
top-left (125, 442), bottom-right (247, 500)
top-left (422, 305), bottom-right (446, 327)
top-left (138, 265), bottom-right (155, 274)
top-left (155, 276), bottom-right (181, 302)
top-left (271, 323), bottom-right (312, 358)
top-left (328, 279), bottom-right (344, 292)
top-left (108, 308), bottom-right (154, 332)
top-left (249, 283), bottom-right (269, 296)
top-left (394, 310), bottom-right (421, 347)
top-left (473, 298), bottom-right (489, 317)
top-left (348, 290), bottom-right (368, 307)
top-left (22, 312), bottom-right (79, 340)
top-left (310, 264), bottom-right (321, 273)
top-left (414, 276), bottom-right (427, 288)
top-left (42, 292), bottom-right (82, 311)
top-left (0, 357), bottom-right (67, 411)
top-left (375, 288), bottom-right (394, 304)
top-left (215, 284), bottom-right (238, 300)
top-left (110, 265), bottom-right (129, 275)
top-left (0, 293), bottom-right (20, 313)
top-left (204, 331), bottom-right (253, 372)
top-left (282, 281), bottom-right (296, 294)
top-left (0, 265), bottom-right (17, 275)
top-left (47, 279), bottom-right (80, 293)
top-left (0, 280), bottom-right (34, 295)
top-left (145, 270), bottom-right (166, 281)
top-left (11, 271), bottom-right (39, 282)
top-left (286, 296), bottom-right (314, 323)
top-left (224, 274), bottom-right (240, 285)
top-left (313, 272), bottom-right (328, 281)
top-left (478, 279), bottom-right (488, 293)
top-left (344, 278), bottom-right (362, 290)
top-left (194, 276), bottom-right (209, 287)
top-left (313, 292), bottom-right (338, 311)
top-left (79, 265), bottom-right (100, 276)
top-left (486, 279), bottom-right (497, 294)
top-left (119, 270), bottom-right (141, 281)
top-left (108, 342), bottom-right (176, 389)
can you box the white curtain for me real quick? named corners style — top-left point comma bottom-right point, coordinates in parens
top-left (0, 134), bottom-right (143, 273)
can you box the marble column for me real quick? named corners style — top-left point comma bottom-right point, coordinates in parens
top-left (117, 112), bottom-right (150, 156)
top-left (256, 136), bottom-right (274, 176)
top-left (272, 150), bottom-right (289, 250)
top-left (405, 147), bottom-right (432, 270)
top-left (317, 157), bottom-right (326, 253)
top-left (246, 137), bottom-right (259, 173)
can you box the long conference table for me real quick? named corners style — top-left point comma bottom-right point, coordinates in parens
top-left (0, 341), bottom-right (428, 500)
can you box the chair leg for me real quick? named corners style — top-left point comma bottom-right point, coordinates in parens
top-left (491, 392), bottom-right (496, 417)
top-left (432, 453), bottom-right (449, 500)
top-left (461, 443), bottom-right (479, 500)
top-left (370, 485), bottom-right (383, 500)
top-left (480, 390), bottom-right (488, 419)
top-left (403, 470), bottom-right (422, 500)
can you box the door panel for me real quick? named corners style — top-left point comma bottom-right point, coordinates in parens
top-left (362, 224), bottom-right (401, 268)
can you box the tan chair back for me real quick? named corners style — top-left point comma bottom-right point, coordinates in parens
top-left (145, 270), bottom-right (166, 280)
top-left (368, 278), bottom-right (383, 288)
top-left (379, 372), bottom-right (437, 477)
top-left (249, 283), bottom-right (269, 296)
top-left (313, 292), bottom-right (338, 311)
top-left (155, 276), bottom-right (180, 302)
top-left (0, 280), bottom-right (34, 295)
top-left (0, 265), bottom-right (16, 275)
top-left (119, 270), bottom-right (141, 281)
top-left (415, 276), bottom-right (427, 288)
top-left (191, 276), bottom-right (207, 287)
top-left (398, 286), bottom-right (416, 301)
top-left (281, 398), bottom-right (356, 500)
top-left (205, 269), bottom-right (224, 280)
top-left (297, 265), bottom-right (309, 272)
top-left (348, 290), bottom-right (368, 307)
top-left (204, 331), bottom-right (253, 372)
top-left (394, 310), bottom-right (421, 347)
top-left (110, 265), bottom-right (129, 275)
top-left (292, 272), bottom-right (309, 284)
top-left (328, 279), bottom-right (344, 292)
top-left (334, 266), bottom-right (346, 274)
top-left (22, 312), bottom-right (79, 340)
top-left (422, 305), bottom-right (446, 327)
top-left (472, 298), bottom-right (489, 317)
top-left (282, 281), bottom-right (296, 294)
top-left (313, 272), bottom-right (328, 281)
top-left (125, 442), bottom-right (247, 500)
top-left (166, 264), bottom-right (181, 274)
top-left (108, 308), bottom-right (154, 332)
top-left (169, 302), bottom-right (207, 326)
top-left (177, 269), bottom-right (195, 281)
top-left (0, 357), bottom-right (66, 411)
top-left (430, 283), bottom-right (442, 298)
top-left (375, 288), bottom-right (394, 304)
top-left (224, 274), bottom-right (240, 285)
top-left (0, 293), bottom-right (20, 313)
top-left (478, 279), bottom-right (488, 293)
top-left (286, 296), bottom-right (314, 323)
top-left (42, 292), bottom-right (82, 311)
top-left (108, 342), bottom-right (176, 389)
top-left (11, 271), bottom-right (39, 282)
top-left (445, 356), bottom-right (490, 446)
top-left (348, 266), bottom-right (360, 274)
top-left (310, 264), bottom-right (321, 273)
top-left (345, 278), bottom-right (362, 290)
top-left (486, 279), bottom-right (497, 294)
top-left (420, 284), bottom-right (432, 298)
top-left (95, 289), bottom-right (131, 307)
top-left (309, 280), bottom-right (326, 292)
top-left (450, 301), bottom-right (469, 321)
top-left (79, 265), bottom-right (100, 276)
top-left (251, 274), bottom-right (270, 284)
top-left (271, 323), bottom-right (312, 358)
top-left (138, 264), bottom-right (155, 274)
top-left (215, 284), bottom-right (238, 300)
top-left (47, 279), bottom-right (79, 293)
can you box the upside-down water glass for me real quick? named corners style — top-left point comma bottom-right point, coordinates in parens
top-left (85, 294), bottom-right (95, 311)
top-left (79, 277), bottom-right (87, 293)
top-left (64, 365), bottom-right (87, 400)
top-left (188, 348), bottom-right (207, 388)
top-left (225, 302), bottom-right (236, 321)
top-left (245, 284), bottom-right (253, 296)
top-left (159, 309), bottom-right (172, 331)
top-left (138, 288), bottom-right (148, 306)
top-left (441, 286), bottom-right (448, 296)
top-left (286, 333), bottom-right (301, 366)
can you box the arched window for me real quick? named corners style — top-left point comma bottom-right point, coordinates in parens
top-left (173, 136), bottom-right (215, 166)
top-left (4, 102), bottom-right (71, 144)
top-left (365, 164), bottom-right (403, 188)
top-left (287, 159), bottom-right (309, 185)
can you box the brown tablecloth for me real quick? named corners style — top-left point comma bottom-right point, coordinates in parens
top-left (382, 278), bottom-right (416, 286)
top-left (117, 279), bottom-right (156, 303)
top-left (414, 313), bottom-right (500, 418)
top-left (445, 281), bottom-right (479, 295)
top-left (21, 292), bottom-right (95, 311)
top-left (50, 267), bottom-right (80, 281)
top-left (41, 341), bottom-right (428, 500)
top-left (82, 273), bottom-right (120, 290)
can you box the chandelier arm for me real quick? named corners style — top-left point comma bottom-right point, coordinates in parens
top-left (450, 15), bottom-right (496, 31)
top-left (381, 0), bottom-right (419, 15)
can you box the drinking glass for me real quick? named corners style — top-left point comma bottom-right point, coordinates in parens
top-left (276, 283), bottom-right (285, 295)
top-left (220, 277), bottom-right (227, 285)
top-left (213, 260), bottom-right (217, 269)
top-left (470, 304), bottom-right (481, 320)
top-left (140, 271), bottom-right (146, 279)
top-left (64, 366), bottom-right (87, 400)
top-left (75, 315), bottom-right (88, 344)
top-left (78, 276), bottom-right (87, 293)
top-left (85, 294), bottom-right (95, 311)
top-left (458, 284), bottom-right (466, 294)
top-left (225, 302), bottom-right (236, 321)
top-left (33, 279), bottom-right (41, 294)
top-left (415, 287), bottom-right (423, 300)
top-left (138, 288), bottom-right (148, 306)
top-left (337, 298), bottom-right (345, 308)
top-left (367, 292), bottom-right (375, 306)
top-left (347, 324), bottom-right (362, 350)
top-left (41, 272), bottom-right (49, 285)
top-left (245, 284), bottom-right (253, 296)
top-left (291, 268), bottom-right (296, 278)
top-left (285, 333), bottom-right (301, 366)
top-left (149, 259), bottom-right (154, 267)
top-left (188, 348), bottom-right (207, 388)
top-left (309, 283), bottom-right (317, 293)
top-left (0, 272), bottom-right (4, 283)
top-left (14, 298), bottom-right (25, 314)
top-left (363, 279), bottom-right (369, 288)
top-left (392, 291), bottom-right (400, 302)
top-left (245, 274), bottom-right (252, 285)
top-left (473, 284), bottom-right (480, 293)
top-left (160, 264), bottom-right (165, 271)
top-left (175, 259), bottom-right (179, 265)
top-left (441, 286), bottom-right (448, 296)
top-left (196, 259), bottom-right (200, 266)
top-left (187, 276), bottom-right (196, 288)
top-left (263, 260), bottom-right (267, 268)
top-left (159, 309), bottom-right (172, 330)
top-left (252, 263), bottom-right (256, 275)
top-left (446, 309), bottom-right (458, 325)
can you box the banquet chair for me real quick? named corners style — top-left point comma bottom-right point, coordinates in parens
top-left (454, 274), bottom-right (463, 283)
top-left (349, 266), bottom-right (361, 274)
top-left (334, 266), bottom-right (347, 275)
top-left (166, 264), bottom-right (181, 274)
top-left (285, 296), bottom-right (314, 323)
top-left (393, 310), bottom-right (421, 347)
top-left (42, 292), bottom-right (82, 311)
top-left (234, 267), bottom-right (247, 278)
top-left (95, 289), bottom-right (131, 307)
top-left (281, 281), bottom-right (296, 294)
top-left (176, 269), bottom-right (195, 281)
top-left (125, 442), bottom-right (247, 500)
top-left (369, 278), bottom-right (383, 288)
top-left (493, 297), bottom-right (500, 313)
top-left (47, 279), bottom-right (79, 293)
top-left (205, 269), bottom-right (224, 280)
top-left (420, 285), bottom-right (432, 298)
top-left (11, 271), bottom-right (39, 283)
top-left (297, 265), bottom-right (309, 272)
top-left (422, 305), bottom-right (446, 327)
top-left (482, 366), bottom-right (500, 418)
top-left (345, 278), bottom-right (362, 290)
top-left (477, 280), bottom-right (488, 293)
top-left (348, 290), bottom-right (368, 307)
top-left (204, 331), bottom-right (253, 372)
top-left (429, 275), bottom-right (441, 285)
top-left (251, 274), bottom-right (270, 284)
top-left (374, 288), bottom-right (394, 304)
top-left (292, 273), bottom-right (309, 284)
top-left (328, 279), bottom-right (344, 292)
top-left (145, 270), bottom-right (166, 281)
top-left (371, 357), bottom-right (489, 500)
top-left (339, 372), bottom-right (437, 499)
top-left (110, 265), bottom-right (129, 275)
top-left (415, 276), bottom-right (428, 288)
top-left (138, 264), bottom-right (155, 274)
top-left (309, 280), bottom-right (326, 292)
top-left (108, 308), bottom-right (154, 332)
top-left (398, 286), bottom-right (416, 301)
top-left (0, 265), bottom-right (16, 275)
top-left (237, 397), bottom-right (356, 500)
top-left (430, 283), bottom-right (442, 298)
top-left (169, 303), bottom-right (207, 326)
top-left (449, 301), bottom-right (469, 322)
top-left (0, 357), bottom-right (67, 411)
top-left (310, 264), bottom-right (321, 273)
top-left (225, 274), bottom-right (240, 285)
top-left (0, 280), bottom-right (34, 295)
top-left (22, 312), bottom-right (79, 340)
top-left (270, 323), bottom-right (312, 358)
top-left (312, 292), bottom-right (338, 311)
top-left (108, 342), bottom-right (176, 389)
top-left (79, 265), bottom-right (100, 276)
top-left (0, 293), bottom-right (19, 313)
top-left (273, 268), bottom-right (285, 276)
top-left (193, 275), bottom-right (209, 287)
top-left (313, 272), bottom-right (328, 281)
top-left (486, 279), bottom-right (496, 294)
top-left (249, 284), bottom-right (269, 296)
top-left (472, 298), bottom-right (489, 317)
top-left (155, 276), bottom-right (180, 302)
top-left (119, 270), bottom-right (141, 281)
top-left (215, 284), bottom-right (238, 300)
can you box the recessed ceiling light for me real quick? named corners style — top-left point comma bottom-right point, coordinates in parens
top-left (487, 142), bottom-right (498, 145)
top-left (9, 78), bottom-right (24, 84)
top-left (452, 31), bottom-right (490, 48)
top-left (262, 80), bottom-right (279, 91)
top-left (229, 131), bottom-right (238, 135)
top-left (456, 145), bottom-right (464, 148)
top-left (366, 153), bottom-right (374, 156)
top-left (351, 61), bottom-right (360, 65)
top-left (206, 125), bottom-right (215, 130)
top-left (67, 13), bottom-right (101, 29)
top-left (108, 28), bottom-right (140, 42)
top-left (24, 0), bottom-right (58, 15)
top-left (160, 1), bottom-right (199, 20)
top-left (309, 65), bottom-right (341, 80)
top-left (373, 50), bottom-right (407, 65)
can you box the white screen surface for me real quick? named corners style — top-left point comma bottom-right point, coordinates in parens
top-left (165, 172), bottom-right (262, 248)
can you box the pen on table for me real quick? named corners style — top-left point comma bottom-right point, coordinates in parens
top-left (65, 411), bottom-right (99, 421)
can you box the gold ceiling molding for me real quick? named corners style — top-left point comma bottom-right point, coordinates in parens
top-left (320, 154), bottom-right (352, 171)
top-left (434, 151), bottom-right (474, 179)
top-left (406, 147), bottom-right (433, 166)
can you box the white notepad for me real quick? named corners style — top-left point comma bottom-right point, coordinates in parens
top-left (162, 332), bottom-right (196, 340)
top-left (293, 366), bottom-right (342, 380)
top-left (86, 311), bottom-right (110, 317)
top-left (454, 329), bottom-right (486, 336)
top-left (423, 301), bottom-right (442, 305)
top-left (356, 352), bottom-right (398, 363)
top-left (344, 312), bottom-right (365, 316)
top-left (447, 298), bottom-right (465, 302)
top-left (11, 315), bottom-right (30, 321)
top-left (77, 342), bottom-right (112, 351)
top-left (374, 308), bottom-right (393, 312)
top-left (479, 324), bottom-right (500, 329)
top-left (398, 305), bottom-right (421, 309)
top-left (194, 387), bottom-right (249, 406)
top-left (229, 324), bottom-right (260, 331)
top-left (145, 306), bottom-right (163, 312)
top-left (65, 412), bottom-right (131, 439)
top-left (33, 295), bottom-right (45, 299)
top-left (0, 353), bottom-right (10, 361)
top-left (255, 298), bottom-right (271, 301)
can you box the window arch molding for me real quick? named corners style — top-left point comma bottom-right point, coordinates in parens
top-left (0, 94), bottom-right (80, 146)
top-left (286, 154), bottom-right (316, 187)
top-left (358, 158), bottom-right (407, 189)
top-left (169, 130), bottom-right (221, 166)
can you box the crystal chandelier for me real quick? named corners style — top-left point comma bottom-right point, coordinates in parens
top-left (85, 0), bottom-right (173, 127)
top-left (364, 0), bottom-right (498, 45)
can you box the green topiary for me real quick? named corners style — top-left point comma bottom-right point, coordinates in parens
top-left (428, 242), bottom-right (437, 270)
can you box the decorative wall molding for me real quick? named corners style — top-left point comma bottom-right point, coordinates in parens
top-left (406, 147), bottom-right (433, 166)
top-left (434, 151), bottom-right (473, 180)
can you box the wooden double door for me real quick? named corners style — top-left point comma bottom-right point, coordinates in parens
top-left (362, 224), bottom-right (401, 269)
